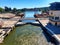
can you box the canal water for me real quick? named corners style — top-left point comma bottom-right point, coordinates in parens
top-left (25, 11), bottom-right (41, 18)
top-left (0, 11), bottom-right (55, 45)
top-left (0, 24), bottom-right (48, 45)
top-left (22, 11), bottom-right (41, 23)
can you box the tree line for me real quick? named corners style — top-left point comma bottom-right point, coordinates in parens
top-left (0, 6), bottom-right (25, 14)
top-left (0, 6), bottom-right (49, 14)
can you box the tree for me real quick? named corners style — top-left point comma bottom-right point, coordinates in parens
top-left (0, 7), bottom-right (3, 13)
top-left (4, 6), bottom-right (12, 12)
top-left (8, 7), bottom-right (12, 11)
top-left (5, 6), bottom-right (9, 12)
top-left (12, 8), bottom-right (17, 13)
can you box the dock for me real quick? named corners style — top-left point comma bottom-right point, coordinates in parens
top-left (38, 18), bottom-right (60, 45)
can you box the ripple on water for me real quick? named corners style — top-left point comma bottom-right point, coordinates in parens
top-left (0, 24), bottom-right (49, 45)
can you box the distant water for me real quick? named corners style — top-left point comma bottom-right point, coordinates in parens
top-left (25, 11), bottom-right (41, 18)
top-left (22, 11), bottom-right (41, 23)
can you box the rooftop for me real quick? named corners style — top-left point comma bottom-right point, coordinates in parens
top-left (50, 2), bottom-right (60, 10)
top-left (50, 2), bottom-right (60, 5)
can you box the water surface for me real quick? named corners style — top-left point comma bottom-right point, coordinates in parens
top-left (0, 24), bottom-right (49, 45)
top-left (25, 11), bottom-right (41, 18)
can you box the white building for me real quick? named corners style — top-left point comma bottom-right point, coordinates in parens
top-left (49, 2), bottom-right (60, 26)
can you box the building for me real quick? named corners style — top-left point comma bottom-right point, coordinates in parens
top-left (49, 2), bottom-right (60, 26)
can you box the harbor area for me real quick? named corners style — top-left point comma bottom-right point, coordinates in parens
top-left (0, 13), bottom-right (56, 45)
top-left (38, 18), bottom-right (60, 45)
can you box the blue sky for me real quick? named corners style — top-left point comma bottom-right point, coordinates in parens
top-left (0, 0), bottom-right (60, 9)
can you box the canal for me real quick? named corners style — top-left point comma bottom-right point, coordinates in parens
top-left (0, 11), bottom-right (55, 45)
top-left (0, 24), bottom-right (48, 45)
top-left (25, 11), bottom-right (41, 18)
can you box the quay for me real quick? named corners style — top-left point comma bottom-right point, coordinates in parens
top-left (0, 13), bottom-right (22, 43)
top-left (38, 18), bottom-right (60, 45)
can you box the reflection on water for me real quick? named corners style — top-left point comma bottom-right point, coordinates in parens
top-left (0, 24), bottom-right (49, 45)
